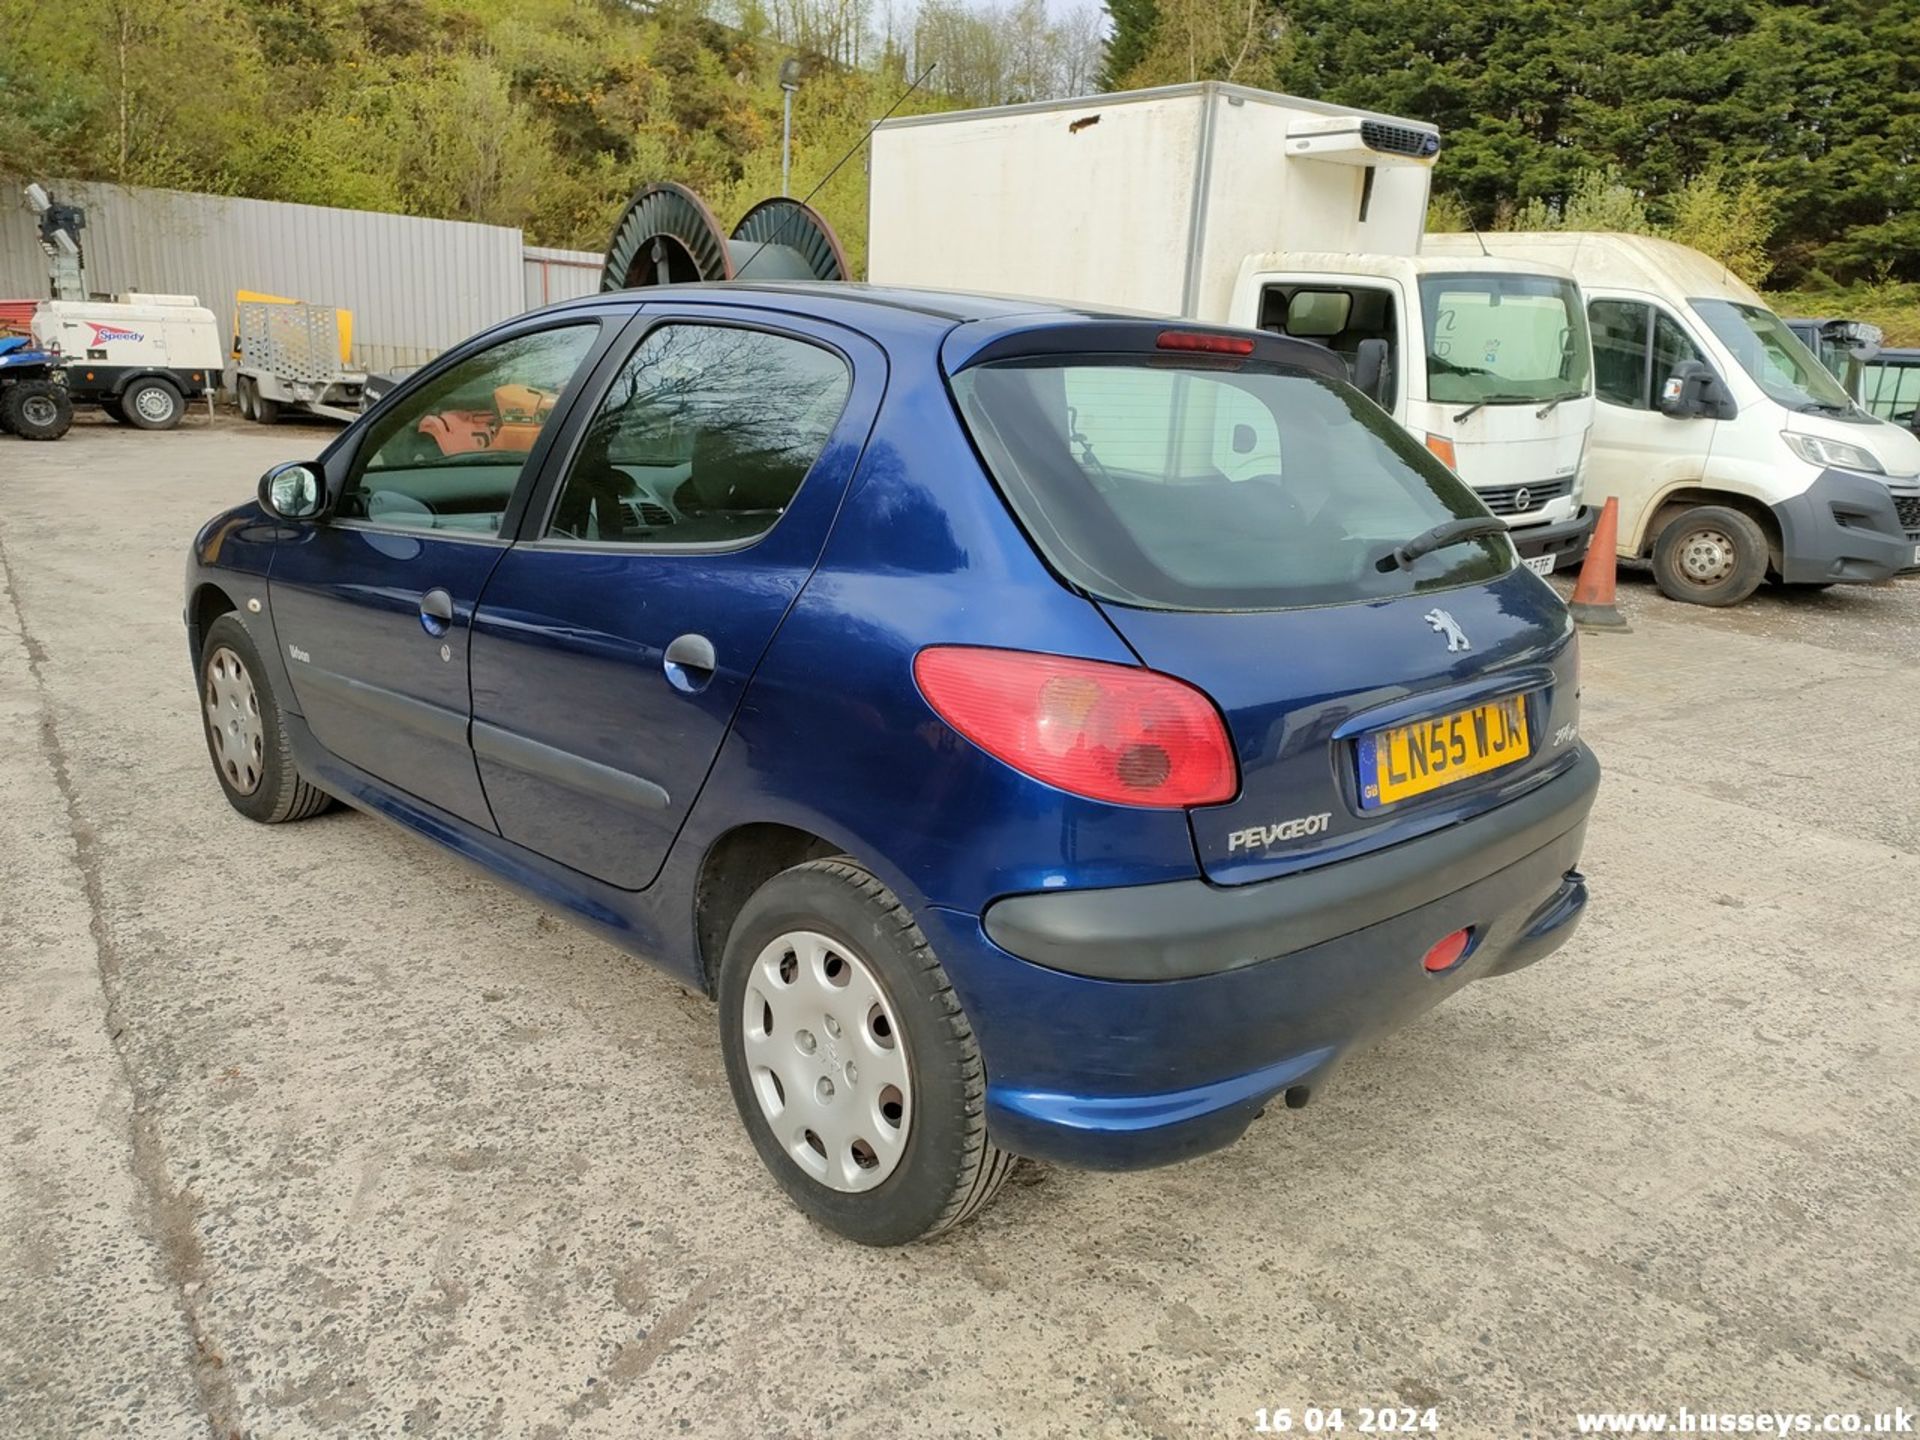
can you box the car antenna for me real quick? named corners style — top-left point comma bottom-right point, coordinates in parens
top-left (1467, 220), bottom-right (1490, 257)
top-left (735, 63), bottom-right (937, 281)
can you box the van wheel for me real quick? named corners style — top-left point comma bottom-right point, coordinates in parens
top-left (3, 381), bottom-right (73, 441)
top-left (102, 396), bottom-right (130, 424)
top-left (718, 859), bottom-right (1015, 1246)
top-left (1651, 505), bottom-right (1768, 607)
top-left (122, 377), bottom-right (184, 430)
top-left (198, 614), bottom-right (334, 824)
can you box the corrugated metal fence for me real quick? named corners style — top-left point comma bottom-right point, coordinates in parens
top-left (0, 182), bottom-right (603, 373)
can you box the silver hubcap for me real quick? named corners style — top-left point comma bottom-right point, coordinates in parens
top-left (134, 387), bottom-right (173, 422)
top-left (21, 395), bottom-right (57, 427)
top-left (204, 646), bottom-right (265, 794)
top-left (742, 930), bottom-right (911, 1192)
top-left (1677, 527), bottom-right (1737, 585)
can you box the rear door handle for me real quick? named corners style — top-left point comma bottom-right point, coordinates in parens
top-left (419, 588), bottom-right (454, 637)
top-left (663, 632), bottom-right (716, 692)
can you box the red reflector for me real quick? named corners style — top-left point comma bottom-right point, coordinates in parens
top-left (1156, 330), bottom-right (1256, 356)
top-left (914, 646), bottom-right (1237, 808)
top-left (1423, 928), bottom-right (1473, 974)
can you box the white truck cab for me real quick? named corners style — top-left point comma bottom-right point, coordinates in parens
top-left (865, 82), bottom-right (1596, 571)
top-left (1231, 252), bottom-right (1594, 572)
top-left (1426, 232), bottom-right (1920, 604)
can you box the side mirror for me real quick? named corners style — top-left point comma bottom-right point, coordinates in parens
top-left (257, 460), bottom-right (329, 521)
top-left (1351, 338), bottom-right (1393, 408)
top-left (1658, 361), bottom-right (1736, 421)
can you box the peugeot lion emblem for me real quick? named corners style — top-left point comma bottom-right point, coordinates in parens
top-left (1424, 608), bottom-right (1470, 653)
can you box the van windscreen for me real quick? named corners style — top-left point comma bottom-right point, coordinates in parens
top-left (949, 357), bottom-right (1513, 612)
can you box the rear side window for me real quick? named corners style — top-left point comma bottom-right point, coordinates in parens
top-left (951, 357), bottom-right (1511, 612)
top-left (546, 323), bottom-right (851, 546)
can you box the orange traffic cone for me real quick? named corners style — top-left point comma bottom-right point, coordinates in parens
top-left (1568, 496), bottom-right (1630, 632)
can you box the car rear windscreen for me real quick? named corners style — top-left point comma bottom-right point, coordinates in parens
top-left (950, 357), bottom-right (1513, 612)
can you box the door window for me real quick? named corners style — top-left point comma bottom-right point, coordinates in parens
top-left (1589, 299), bottom-right (1651, 408)
top-left (339, 325), bottom-right (598, 535)
top-left (546, 323), bottom-right (852, 546)
top-left (1864, 360), bottom-right (1920, 424)
top-left (1588, 300), bottom-right (1710, 410)
top-left (1257, 284), bottom-right (1399, 398)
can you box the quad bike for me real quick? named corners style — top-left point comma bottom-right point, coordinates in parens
top-left (0, 338), bottom-right (73, 441)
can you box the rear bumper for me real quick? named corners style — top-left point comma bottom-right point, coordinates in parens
top-left (1508, 505), bottom-right (1595, 565)
top-left (1772, 468), bottom-right (1915, 583)
top-left (934, 748), bottom-right (1600, 1170)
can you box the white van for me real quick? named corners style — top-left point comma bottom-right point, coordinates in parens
top-left (1426, 232), bottom-right (1920, 605)
top-left (867, 84), bottom-right (1596, 573)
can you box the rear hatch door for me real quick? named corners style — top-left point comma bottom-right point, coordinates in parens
top-left (943, 316), bottom-right (1583, 885)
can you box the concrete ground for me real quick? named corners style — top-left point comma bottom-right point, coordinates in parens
top-left (2, 413), bottom-right (1916, 1440)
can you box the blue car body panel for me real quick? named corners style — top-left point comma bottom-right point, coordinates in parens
top-left (183, 283), bottom-right (1598, 1173)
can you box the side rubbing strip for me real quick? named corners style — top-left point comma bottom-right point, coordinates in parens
top-left (471, 720), bottom-right (671, 812)
top-left (296, 666), bottom-right (470, 747)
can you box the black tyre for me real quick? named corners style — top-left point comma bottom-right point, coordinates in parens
top-left (719, 859), bottom-right (1015, 1245)
top-left (234, 378), bottom-right (256, 422)
top-left (3, 380), bottom-right (73, 441)
top-left (1651, 504), bottom-right (1769, 607)
top-left (121, 376), bottom-right (184, 430)
top-left (254, 390), bottom-right (282, 424)
top-left (102, 396), bottom-right (131, 424)
top-left (198, 613), bottom-right (334, 824)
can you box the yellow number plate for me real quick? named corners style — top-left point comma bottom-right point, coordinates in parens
top-left (1357, 695), bottom-right (1531, 809)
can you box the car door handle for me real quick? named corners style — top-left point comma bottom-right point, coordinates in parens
top-left (419, 588), bottom-right (454, 637)
top-left (663, 632), bottom-right (716, 693)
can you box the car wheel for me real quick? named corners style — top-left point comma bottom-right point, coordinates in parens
top-left (3, 380), bottom-right (74, 441)
top-left (1651, 505), bottom-right (1768, 607)
top-left (122, 377), bottom-right (184, 430)
top-left (198, 613), bottom-right (334, 824)
top-left (718, 859), bottom-right (1016, 1246)
top-left (102, 396), bottom-right (130, 424)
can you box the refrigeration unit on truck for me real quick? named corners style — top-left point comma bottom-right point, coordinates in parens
top-left (32, 294), bottom-right (222, 429)
top-left (1425, 232), bottom-right (1920, 605)
top-left (865, 82), bottom-right (1597, 574)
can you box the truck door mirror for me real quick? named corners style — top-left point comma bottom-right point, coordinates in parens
top-left (1351, 337), bottom-right (1392, 408)
top-left (258, 460), bottom-right (330, 521)
top-left (1658, 361), bottom-right (1736, 421)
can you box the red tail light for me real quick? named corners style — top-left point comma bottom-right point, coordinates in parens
top-left (914, 646), bottom-right (1237, 808)
top-left (1156, 330), bottom-right (1256, 355)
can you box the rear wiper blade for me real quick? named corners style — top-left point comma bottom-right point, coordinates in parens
top-left (1375, 516), bottom-right (1510, 572)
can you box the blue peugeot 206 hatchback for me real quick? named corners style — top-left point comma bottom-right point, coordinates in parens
top-left (186, 284), bottom-right (1599, 1245)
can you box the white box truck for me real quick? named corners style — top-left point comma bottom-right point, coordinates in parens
top-left (866, 82), bottom-right (1597, 573)
top-left (1425, 232), bottom-right (1920, 604)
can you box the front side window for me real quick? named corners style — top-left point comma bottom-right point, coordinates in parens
top-left (546, 323), bottom-right (851, 546)
top-left (340, 325), bottom-right (598, 534)
top-left (1690, 299), bottom-right (1858, 416)
top-left (1587, 300), bottom-right (1710, 410)
top-left (1863, 360), bottom-right (1920, 425)
top-left (952, 357), bottom-right (1510, 612)
top-left (1421, 274), bottom-right (1590, 406)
